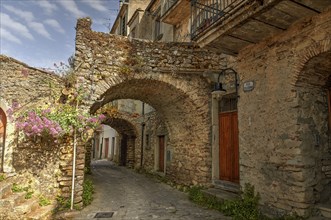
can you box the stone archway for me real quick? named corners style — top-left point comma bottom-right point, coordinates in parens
top-left (294, 42), bottom-right (331, 210)
top-left (89, 79), bottom-right (211, 185)
top-left (103, 117), bottom-right (138, 168)
top-left (74, 17), bottom-right (229, 185)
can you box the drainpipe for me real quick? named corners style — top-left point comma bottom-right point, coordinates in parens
top-left (140, 103), bottom-right (145, 168)
top-left (0, 109), bottom-right (6, 173)
top-left (70, 128), bottom-right (77, 210)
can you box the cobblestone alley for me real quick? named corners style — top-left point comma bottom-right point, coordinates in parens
top-left (73, 160), bottom-right (229, 220)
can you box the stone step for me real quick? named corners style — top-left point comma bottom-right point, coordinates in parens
top-left (213, 179), bottom-right (241, 193)
top-left (201, 187), bottom-right (240, 203)
top-left (0, 181), bottom-right (12, 199)
top-left (0, 192), bottom-right (26, 208)
top-left (317, 203), bottom-right (331, 218)
top-left (25, 204), bottom-right (55, 220)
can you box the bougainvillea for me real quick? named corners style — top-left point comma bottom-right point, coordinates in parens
top-left (7, 101), bottom-right (106, 141)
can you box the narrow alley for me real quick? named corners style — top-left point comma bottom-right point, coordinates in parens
top-left (73, 160), bottom-right (230, 220)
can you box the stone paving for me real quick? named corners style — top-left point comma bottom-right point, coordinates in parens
top-left (73, 160), bottom-right (230, 220)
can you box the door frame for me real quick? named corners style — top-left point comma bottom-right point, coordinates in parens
top-left (104, 138), bottom-right (109, 159)
top-left (219, 111), bottom-right (239, 183)
top-left (155, 135), bottom-right (166, 174)
top-left (211, 93), bottom-right (240, 186)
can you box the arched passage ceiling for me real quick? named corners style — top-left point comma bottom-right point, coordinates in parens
top-left (103, 117), bottom-right (137, 137)
top-left (297, 51), bottom-right (331, 87)
top-left (90, 79), bottom-right (210, 138)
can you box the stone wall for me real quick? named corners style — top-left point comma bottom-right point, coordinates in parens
top-left (74, 17), bottom-right (230, 185)
top-left (236, 8), bottom-right (331, 215)
top-left (0, 55), bottom-right (86, 208)
top-left (0, 55), bottom-right (62, 173)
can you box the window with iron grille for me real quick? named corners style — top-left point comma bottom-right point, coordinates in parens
top-left (219, 94), bottom-right (237, 112)
top-left (120, 15), bottom-right (127, 36)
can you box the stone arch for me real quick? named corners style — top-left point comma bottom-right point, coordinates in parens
top-left (292, 39), bottom-right (331, 208)
top-left (103, 116), bottom-right (138, 168)
top-left (90, 78), bottom-right (212, 185)
top-left (293, 38), bottom-right (331, 87)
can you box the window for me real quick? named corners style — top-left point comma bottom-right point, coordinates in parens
top-left (219, 94), bottom-right (237, 112)
top-left (120, 15), bottom-right (127, 36)
top-left (154, 18), bottom-right (161, 40)
top-left (154, 7), bottom-right (161, 40)
top-left (145, 134), bottom-right (150, 149)
top-left (131, 27), bottom-right (136, 38)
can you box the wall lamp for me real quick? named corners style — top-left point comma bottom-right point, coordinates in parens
top-left (213, 68), bottom-right (239, 99)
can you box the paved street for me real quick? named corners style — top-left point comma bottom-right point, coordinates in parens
top-left (73, 160), bottom-right (230, 220)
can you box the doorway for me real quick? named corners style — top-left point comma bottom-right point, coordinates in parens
top-left (104, 138), bottom-right (109, 159)
top-left (219, 96), bottom-right (239, 183)
top-left (120, 135), bottom-right (128, 166)
top-left (158, 135), bottom-right (165, 172)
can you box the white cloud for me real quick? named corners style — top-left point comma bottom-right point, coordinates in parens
top-left (2, 6), bottom-right (53, 40)
top-left (82, 0), bottom-right (108, 12)
top-left (35, 0), bottom-right (58, 15)
top-left (45, 19), bottom-right (65, 33)
top-left (3, 5), bottom-right (35, 22)
top-left (28, 22), bottom-right (52, 40)
top-left (0, 28), bottom-right (22, 44)
top-left (0, 13), bottom-right (34, 40)
top-left (57, 0), bottom-right (87, 18)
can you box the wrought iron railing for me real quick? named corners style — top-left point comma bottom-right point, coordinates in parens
top-left (191, 0), bottom-right (247, 40)
top-left (162, 0), bottom-right (177, 16)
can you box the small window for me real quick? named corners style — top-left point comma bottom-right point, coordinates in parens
top-left (219, 94), bottom-right (237, 112)
top-left (154, 18), bottom-right (160, 40)
top-left (145, 134), bottom-right (150, 149)
top-left (131, 27), bottom-right (136, 38)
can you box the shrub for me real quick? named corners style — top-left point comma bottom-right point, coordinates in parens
top-left (82, 179), bottom-right (94, 206)
top-left (12, 183), bottom-right (24, 192)
top-left (39, 195), bottom-right (51, 206)
top-left (0, 174), bottom-right (5, 182)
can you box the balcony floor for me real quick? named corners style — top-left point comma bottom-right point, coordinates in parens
top-left (195, 0), bottom-right (331, 55)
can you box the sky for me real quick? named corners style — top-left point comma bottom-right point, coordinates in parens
top-left (0, 0), bottom-right (119, 71)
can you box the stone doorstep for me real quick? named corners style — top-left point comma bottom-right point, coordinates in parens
top-left (201, 187), bottom-right (240, 203)
top-left (25, 204), bottom-right (56, 220)
top-left (213, 179), bottom-right (241, 193)
top-left (317, 203), bottom-right (331, 218)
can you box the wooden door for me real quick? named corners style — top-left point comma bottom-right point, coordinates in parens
top-left (158, 136), bottom-right (165, 172)
top-left (104, 138), bottom-right (109, 159)
top-left (120, 135), bottom-right (128, 166)
top-left (95, 138), bottom-right (99, 159)
top-left (219, 111), bottom-right (239, 183)
top-left (328, 89), bottom-right (331, 132)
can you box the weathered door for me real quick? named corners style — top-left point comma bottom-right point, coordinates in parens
top-left (328, 88), bottom-right (331, 132)
top-left (158, 136), bottom-right (165, 172)
top-left (219, 111), bottom-right (239, 183)
top-left (120, 135), bottom-right (128, 166)
top-left (104, 138), bottom-right (109, 159)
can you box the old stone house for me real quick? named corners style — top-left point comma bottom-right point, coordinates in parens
top-left (93, 124), bottom-right (118, 160)
top-left (79, 0), bottom-right (331, 217)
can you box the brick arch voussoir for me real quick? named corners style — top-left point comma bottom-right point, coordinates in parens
top-left (103, 112), bottom-right (139, 137)
top-left (92, 71), bottom-right (210, 114)
top-left (292, 38), bottom-right (331, 86)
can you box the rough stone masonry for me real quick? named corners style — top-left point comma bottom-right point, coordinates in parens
top-left (74, 17), bottom-right (230, 186)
